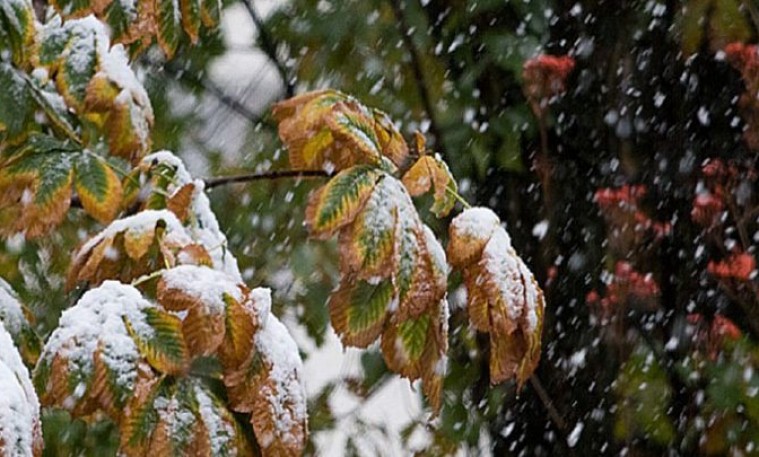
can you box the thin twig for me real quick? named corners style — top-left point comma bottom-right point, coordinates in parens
top-left (204, 169), bottom-right (329, 189)
top-left (240, 0), bottom-right (295, 98)
top-left (529, 374), bottom-right (567, 432)
top-left (388, 0), bottom-right (449, 161)
top-left (164, 62), bottom-right (267, 126)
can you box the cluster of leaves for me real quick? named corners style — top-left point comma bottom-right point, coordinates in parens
top-left (31, 153), bottom-right (308, 457)
top-left (274, 90), bottom-right (545, 411)
top-left (1, 3), bottom-right (155, 239)
top-left (0, 1), bottom-right (549, 451)
top-left (49, 0), bottom-right (220, 57)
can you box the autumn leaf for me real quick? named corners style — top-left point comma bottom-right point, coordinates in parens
top-left (157, 265), bottom-right (251, 357)
top-left (34, 282), bottom-right (185, 417)
top-left (305, 165), bottom-right (383, 238)
top-left (447, 207), bottom-right (545, 387)
top-left (329, 278), bottom-right (394, 348)
top-left (224, 291), bottom-right (307, 457)
top-left (121, 377), bottom-right (252, 457)
top-left (402, 155), bottom-right (457, 217)
top-left (0, 0), bottom-right (37, 67)
top-left (0, 323), bottom-right (42, 457)
top-left (273, 89), bottom-right (408, 172)
top-left (66, 209), bottom-right (208, 289)
top-left (39, 17), bottom-right (154, 163)
top-left (380, 297), bottom-right (448, 413)
top-left (74, 153), bottom-right (124, 223)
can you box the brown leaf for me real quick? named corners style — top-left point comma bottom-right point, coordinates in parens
top-left (166, 183), bottom-right (195, 222)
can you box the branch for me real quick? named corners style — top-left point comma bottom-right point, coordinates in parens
top-left (203, 169), bottom-right (329, 189)
top-left (163, 62), bottom-right (268, 127)
top-left (529, 374), bottom-right (567, 432)
top-left (240, 0), bottom-right (295, 98)
top-left (388, 0), bottom-right (449, 161)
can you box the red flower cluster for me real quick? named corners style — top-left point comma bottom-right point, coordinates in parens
top-left (707, 252), bottom-right (756, 282)
top-left (587, 262), bottom-right (661, 323)
top-left (725, 43), bottom-right (759, 79)
top-left (691, 193), bottom-right (724, 227)
top-left (724, 43), bottom-right (759, 150)
top-left (687, 313), bottom-right (742, 359)
top-left (523, 54), bottom-right (575, 114)
top-left (594, 184), bottom-right (671, 242)
top-left (594, 184), bottom-right (646, 211)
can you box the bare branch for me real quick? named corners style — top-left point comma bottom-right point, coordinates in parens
top-left (387, 0), bottom-right (449, 161)
top-left (529, 374), bottom-right (568, 432)
top-left (240, 0), bottom-right (295, 98)
top-left (203, 169), bottom-right (329, 189)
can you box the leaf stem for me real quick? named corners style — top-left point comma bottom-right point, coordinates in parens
top-left (131, 269), bottom-right (166, 286)
top-left (446, 184), bottom-right (471, 210)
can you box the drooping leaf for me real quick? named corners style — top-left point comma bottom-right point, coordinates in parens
top-left (338, 175), bottom-right (398, 278)
top-left (447, 207), bottom-right (545, 388)
top-left (0, 146), bottom-right (76, 238)
top-left (127, 306), bottom-right (189, 375)
top-left (0, 63), bottom-right (34, 144)
top-left (380, 298), bottom-right (448, 413)
top-left (66, 209), bottom-right (197, 288)
top-left (121, 377), bottom-right (252, 457)
top-left (273, 90), bottom-right (407, 172)
top-left (157, 265), bottom-right (248, 357)
top-left (156, 0), bottom-right (181, 57)
top-left (40, 17), bottom-right (154, 163)
top-left (224, 289), bottom-right (307, 457)
top-left (305, 165), bottom-right (383, 238)
top-left (0, 0), bottom-right (36, 67)
top-left (329, 278), bottom-right (393, 348)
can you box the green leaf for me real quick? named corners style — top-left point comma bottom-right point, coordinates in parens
top-left (157, 0), bottom-right (181, 58)
top-left (0, 63), bottom-right (33, 141)
top-left (0, 0), bottom-right (35, 66)
top-left (397, 314), bottom-right (430, 362)
top-left (58, 29), bottom-right (98, 110)
top-left (305, 165), bottom-right (382, 238)
top-left (105, 0), bottom-right (139, 43)
top-left (74, 153), bottom-right (123, 223)
top-left (128, 307), bottom-right (188, 375)
top-left (329, 279), bottom-right (393, 347)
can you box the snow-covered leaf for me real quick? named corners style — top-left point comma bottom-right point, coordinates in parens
top-left (0, 324), bottom-right (42, 457)
top-left (66, 209), bottom-right (199, 288)
top-left (157, 265), bottom-right (250, 357)
top-left (0, 278), bottom-right (41, 366)
top-left (224, 290), bottom-right (307, 457)
top-left (448, 207), bottom-right (544, 387)
top-left (34, 281), bottom-right (176, 417)
top-left (40, 16), bottom-right (153, 163)
top-left (0, 0), bottom-right (36, 67)
top-left (121, 377), bottom-right (252, 457)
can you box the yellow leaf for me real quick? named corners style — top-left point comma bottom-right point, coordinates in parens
top-left (305, 165), bottom-right (382, 239)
